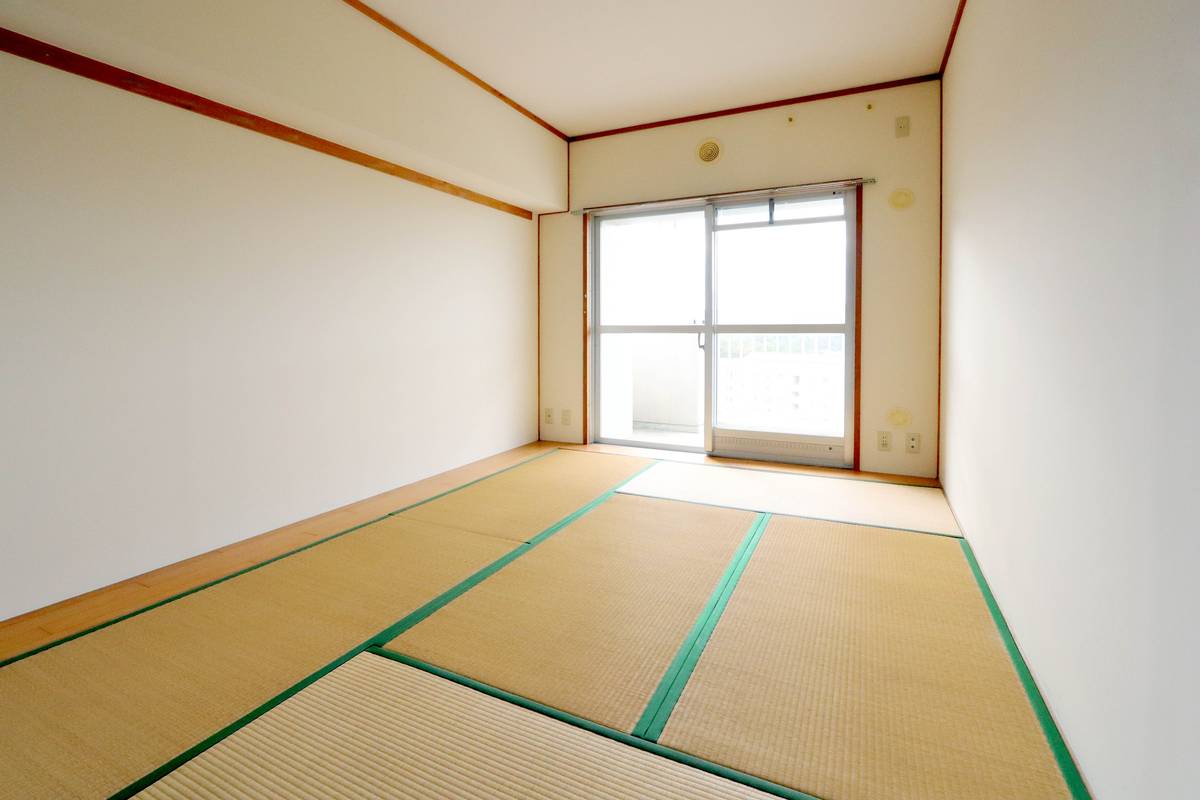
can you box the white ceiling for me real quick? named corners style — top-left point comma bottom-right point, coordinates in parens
top-left (367, 0), bottom-right (960, 137)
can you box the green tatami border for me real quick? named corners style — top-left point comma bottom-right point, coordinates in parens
top-left (959, 539), bottom-right (1093, 800)
top-left (366, 469), bottom-right (656, 647)
top-left (0, 447), bottom-right (562, 669)
top-left (108, 458), bottom-right (658, 799)
top-left (633, 511), bottom-right (770, 740)
top-left (368, 647), bottom-right (823, 800)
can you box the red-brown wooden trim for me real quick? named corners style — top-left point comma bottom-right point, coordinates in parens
top-left (581, 213), bottom-right (591, 443)
top-left (936, 83), bottom-right (945, 477)
top-left (536, 214), bottom-right (542, 434)
top-left (939, 0), bottom-right (969, 75)
top-left (936, 0), bottom-right (964, 474)
top-left (569, 74), bottom-right (939, 142)
top-left (341, 0), bottom-right (567, 141)
top-left (0, 27), bottom-right (532, 219)
top-left (853, 188), bottom-right (864, 470)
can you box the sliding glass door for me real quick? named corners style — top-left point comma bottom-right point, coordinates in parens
top-left (593, 188), bottom-right (856, 467)
top-left (593, 208), bottom-right (707, 448)
top-left (709, 192), bottom-right (856, 465)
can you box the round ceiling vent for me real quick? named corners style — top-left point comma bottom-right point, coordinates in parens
top-left (697, 139), bottom-right (721, 164)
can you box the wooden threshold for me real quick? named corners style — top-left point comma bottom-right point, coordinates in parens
top-left (0, 442), bottom-right (558, 662)
top-left (551, 441), bottom-right (940, 488)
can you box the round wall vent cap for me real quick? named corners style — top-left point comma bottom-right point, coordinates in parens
top-left (889, 188), bottom-right (915, 209)
top-left (697, 139), bottom-right (721, 164)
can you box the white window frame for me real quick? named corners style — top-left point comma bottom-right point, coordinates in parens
top-left (590, 186), bottom-right (857, 467)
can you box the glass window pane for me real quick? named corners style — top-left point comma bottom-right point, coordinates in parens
top-left (715, 221), bottom-right (846, 324)
top-left (598, 211), bottom-right (705, 325)
top-left (774, 195), bottom-right (844, 221)
top-left (599, 333), bottom-right (704, 448)
top-left (715, 333), bottom-right (845, 437)
top-left (715, 202), bottom-right (769, 226)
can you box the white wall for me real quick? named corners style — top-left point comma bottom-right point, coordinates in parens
top-left (0, 52), bottom-right (539, 619)
top-left (537, 213), bottom-right (584, 442)
top-left (0, 0), bottom-right (567, 211)
top-left (545, 80), bottom-right (941, 475)
top-left (941, 1), bottom-right (1199, 797)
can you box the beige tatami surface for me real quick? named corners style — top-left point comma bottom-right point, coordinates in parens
top-left (391, 493), bottom-right (756, 732)
top-left (0, 519), bottom-right (514, 800)
top-left (0, 448), bottom-right (650, 800)
top-left (136, 653), bottom-right (772, 800)
top-left (400, 449), bottom-right (651, 541)
top-left (659, 515), bottom-right (1070, 800)
top-left (1, 446), bottom-right (1078, 800)
top-left (619, 460), bottom-right (961, 536)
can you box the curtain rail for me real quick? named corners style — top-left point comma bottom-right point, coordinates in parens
top-left (577, 178), bottom-right (876, 215)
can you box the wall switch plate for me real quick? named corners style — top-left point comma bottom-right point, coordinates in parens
top-left (895, 115), bottom-right (911, 137)
top-left (543, 408), bottom-right (554, 425)
top-left (877, 431), bottom-right (892, 451)
top-left (560, 409), bottom-right (572, 426)
top-left (906, 432), bottom-right (921, 453)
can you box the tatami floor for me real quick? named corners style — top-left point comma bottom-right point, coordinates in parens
top-left (0, 446), bottom-right (1086, 800)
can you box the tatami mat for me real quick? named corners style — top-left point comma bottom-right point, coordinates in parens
top-left (619, 460), bottom-right (961, 536)
top-left (400, 449), bottom-right (653, 541)
top-left (657, 515), bottom-right (1070, 800)
top-left (0, 448), bottom-right (654, 798)
top-left (135, 652), bottom-right (771, 799)
top-left (4, 446), bottom-right (1079, 800)
top-left (389, 493), bottom-right (758, 732)
top-left (0, 517), bottom-right (515, 800)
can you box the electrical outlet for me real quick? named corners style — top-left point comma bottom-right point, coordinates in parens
top-left (543, 408), bottom-right (554, 426)
top-left (560, 409), bottom-right (572, 426)
top-left (877, 431), bottom-right (892, 451)
top-left (895, 115), bottom-right (911, 138)
top-left (906, 432), bottom-right (921, 453)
